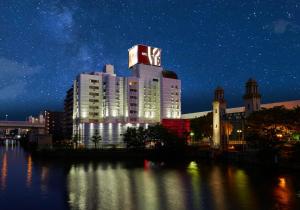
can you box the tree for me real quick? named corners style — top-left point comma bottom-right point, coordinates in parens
top-left (91, 129), bottom-right (102, 148)
top-left (72, 132), bottom-right (80, 149)
top-left (190, 112), bottom-right (213, 141)
top-left (146, 124), bottom-right (181, 148)
top-left (245, 106), bottom-right (300, 148)
top-left (123, 127), bottom-right (145, 148)
top-left (123, 124), bottom-right (182, 149)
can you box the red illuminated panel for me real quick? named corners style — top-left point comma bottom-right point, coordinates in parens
top-left (128, 45), bottom-right (161, 68)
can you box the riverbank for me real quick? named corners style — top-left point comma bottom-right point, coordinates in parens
top-left (29, 146), bottom-right (300, 170)
top-left (30, 147), bottom-right (211, 160)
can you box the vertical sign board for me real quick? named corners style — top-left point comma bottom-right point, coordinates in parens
top-left (128, 45), bottom-right (161, 68)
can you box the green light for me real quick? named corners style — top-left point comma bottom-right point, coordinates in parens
top-left (292, 133), bottom-right (300, 141)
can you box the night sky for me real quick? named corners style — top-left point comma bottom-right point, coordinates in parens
top-left (0, 0), bottom-right (300, 120)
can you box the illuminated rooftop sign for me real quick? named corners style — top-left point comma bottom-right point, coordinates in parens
top-left (128, 44), bottom-right (161, 68)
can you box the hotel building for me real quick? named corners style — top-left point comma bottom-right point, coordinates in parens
top-left (65, 44), bottom-right (181, 146)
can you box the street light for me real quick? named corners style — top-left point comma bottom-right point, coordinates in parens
top-left (190, 132), bottom-right (195, 144)
top-left (237, 129), bottom-right (242, 141)
top-left (5, 114), bottom-right (8, 120)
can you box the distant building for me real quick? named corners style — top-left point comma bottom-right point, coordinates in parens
top-left (28, 114), bottom-right (45, 124)
top-left (64, 44), bottom-right (181, 146)
top-left (182, 79), bottom-right (300, 148)
top-left (63, 87), bottom-right (74, 140)
top-left (44, 110), bottom-right (64, 142)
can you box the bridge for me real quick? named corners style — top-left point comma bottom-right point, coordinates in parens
top-left (0, 121), bottom-right (45, 129)
top-left (0, 121), bottom-right (46, 137)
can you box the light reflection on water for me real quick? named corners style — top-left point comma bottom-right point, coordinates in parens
top-left (0, 144), bottom-right (300, 210)
top-left (66, 160), bottom-right (300, 210)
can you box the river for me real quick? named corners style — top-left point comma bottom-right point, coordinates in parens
top-left (0, 142), bottom-right (300, 210)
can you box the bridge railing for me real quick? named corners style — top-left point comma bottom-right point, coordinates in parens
top-left (0, 120), bottom-right (45, 128)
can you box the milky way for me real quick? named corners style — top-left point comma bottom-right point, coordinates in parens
top-left (0, 0), bottom-right (300, 119)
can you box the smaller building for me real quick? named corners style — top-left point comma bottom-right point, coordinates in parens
top-left (161, 119), bottom-right (190, 140)
top-left (63, 87), bottom-right (74, 140)
top-left (44, 110), bottom-right (64, 142)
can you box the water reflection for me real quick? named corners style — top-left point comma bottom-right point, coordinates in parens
top-left (26, 155), bottom-right (32, 187)
top-left (0, 152), bottom-right (7, 190)
top-left (66, 161), bottom-right (300, 210)
top-left (67, 162), bottom-right (188, 210)
top-left (1, 144), bottom-right (300, 210)
top-left (273, 176), bottom-right (293, 209)
top-left (40, 166), bottom-right (49, 193)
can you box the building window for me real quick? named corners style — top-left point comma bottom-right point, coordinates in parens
top-left (89, 92), bottom-right (99, 96)
top-left (129, 81), bottom-right (137, 86)
top-left (89, 99), bottom-right (99, 103)
top-left (89, 112), bottom-right (99, 116)
top-left (89, 106), bottom-right (99, 109)
top-left (89, 86), bottom-right (99, 90)
top-left (90, 79), bottom-right (99, 83)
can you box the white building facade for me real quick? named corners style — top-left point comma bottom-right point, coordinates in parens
top-left (69, 45), bottom-right (181, 146)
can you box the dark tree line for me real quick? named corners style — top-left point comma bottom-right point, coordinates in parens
top-left (246, 106), bottom-right (300, 148)
top-left (190, 112), bottom-right (213, 141)
top-left (123, 124), bottom-right (186, 149)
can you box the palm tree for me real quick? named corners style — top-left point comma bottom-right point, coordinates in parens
top-left (91, 130), bottom-right (102, 149)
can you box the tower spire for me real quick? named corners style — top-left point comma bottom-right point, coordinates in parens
top-left (243, 78), bottom-right (261, 116)
top-left (212, 86), bottom-right (227, 149)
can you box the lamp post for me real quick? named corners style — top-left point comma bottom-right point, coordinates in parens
top-left (190, 132), bottom-right (194, 144)
top-left (237, 129), bottom-right (244, 151)
top-left (5, 114), bottom-right (8, 120)
top-left (237, 129), bottom-right (242, 141)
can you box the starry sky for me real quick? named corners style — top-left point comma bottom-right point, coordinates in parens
top-left (0, 0), bottom-right (300, 120)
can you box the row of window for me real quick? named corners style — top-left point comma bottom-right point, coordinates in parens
top-left (90, 79), bottom-right (99, 83)
top-left (89, 99), bottom-right (99, 103)
top-left (130, 96), bottom-right (137, 99)
top-left (89, 86), bottom-right (99, 90)
top-left (130, 103), bottom-right (137, 106)
top-left (89, 112), bottom-right (99, 116)
top-left (130, 89), bottom-right (137, 92)
top-left (129, 81), bottom-right (138, 86)
top-left (89, 92), bottom-right (99, 96)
